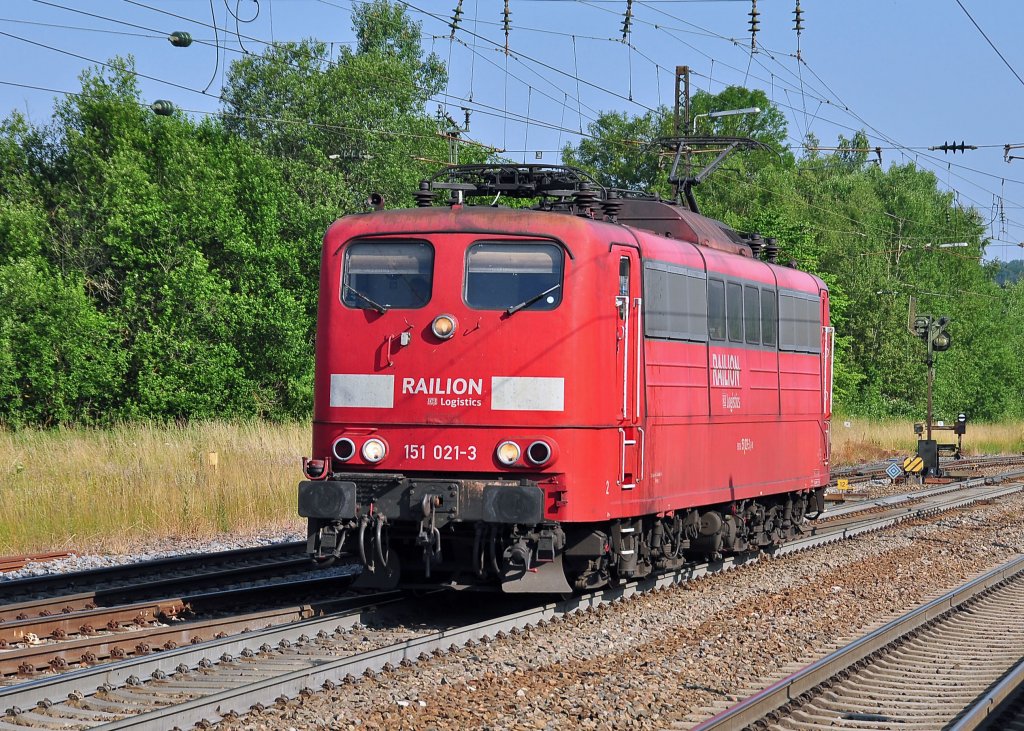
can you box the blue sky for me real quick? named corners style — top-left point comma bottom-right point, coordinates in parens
top-left (3, 0), bottom-right (1023, 262)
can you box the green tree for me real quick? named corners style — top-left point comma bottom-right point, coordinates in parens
top-left (0, 258), bottom-right (125, 426)
top-left (562, 108), bottom-right (673, 192)
top-left (0, 57), bottom-right (314, 423)
top-left (221, 1), bottom-right (460, 212)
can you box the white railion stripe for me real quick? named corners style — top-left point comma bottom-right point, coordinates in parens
top-left (491, 376), bottom-right (564, 412)
top-left (330, 374), bottom-right (394, 408)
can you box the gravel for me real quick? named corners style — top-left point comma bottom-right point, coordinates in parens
top-left (215, 490), bottom-right (1024, 731)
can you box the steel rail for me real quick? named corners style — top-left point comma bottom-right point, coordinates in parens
top-left (0, 542), bottom-right (307, 602)
top-left (775, 473), bottom-right (1024, 556)
top-left (949, 657), bottom-right (1024, 731)
top-left (690, 553), bottom-right (1024, 731)
top-left (0, 602), bottom-right (377, 681)
top-left (828, 453), bottom-right (1024, 487)
top-left (821, 472), bottom-right (1011, 520)
top-left (0, 574), bottom-right (363, 677)
top-left (0, 592), bottom-right (407, 713)
top-left (0, 601), bottom-right (184, 646)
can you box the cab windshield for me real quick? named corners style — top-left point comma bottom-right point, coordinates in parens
top-left (465, 241), bottom-right (563, 311)
top-left (342, 241), bottom-right (433, 310)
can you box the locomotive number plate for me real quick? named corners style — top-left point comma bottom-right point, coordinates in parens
top-left (404, 444), bottom-right (478, 461)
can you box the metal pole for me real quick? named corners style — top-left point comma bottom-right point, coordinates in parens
top-left (926, 336), bottom-right (934, 442)
top-left (674, 66), bottom-right (691, 181)
top-left (673, 65), bottom-right (689, 137)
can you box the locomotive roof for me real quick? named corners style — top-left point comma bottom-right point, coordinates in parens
top-left (327, 204), bottom-right (826, 294)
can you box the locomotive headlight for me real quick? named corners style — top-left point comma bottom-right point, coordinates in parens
top-left (361, 438), bottom-right (387, 463)
top-left (526, 440), bottom-right (553, 466)
top-left (496, 441), bottom-right (521, 466)
top-left (332, 437), bottom-right (356, 462)
top-left (431, 314), bottom-right (457, 340)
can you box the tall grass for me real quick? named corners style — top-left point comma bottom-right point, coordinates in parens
top-left (1, 419), bottom-right (1021, 555)
top-left (831, 417), bottom-right (1024, 465)
top-left (0, 422), bottom-right (308, 554)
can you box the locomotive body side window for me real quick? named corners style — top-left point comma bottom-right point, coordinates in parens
top-left (761, 289), bottom-right (777, 346)
top-left (708, 279), bottom-right (726, 340)
top-left (342, 240), bottom-right (433, 310)
top-left (744, 285), bottom-right (761, 344)
top-left (643, 261), bottom-right (708, 342)
top-left (726, 281), bottom-right (744, 343)
top-left (779, 292), bottom-right (821, 353)
top-left (465, 241), bottom-right (563, 311)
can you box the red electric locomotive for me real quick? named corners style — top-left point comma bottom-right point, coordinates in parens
top-left (299, 165), bottom-right (832, 593)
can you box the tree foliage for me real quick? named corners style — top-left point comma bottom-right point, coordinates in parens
top-left (0, 2), bottom-right (1021, 427)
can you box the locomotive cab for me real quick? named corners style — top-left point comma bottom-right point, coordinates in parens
top-left (300, 210), bottom-right (615, 593)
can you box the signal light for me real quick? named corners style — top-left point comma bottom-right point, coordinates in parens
top-left (913, 314), bottom-right (951, 354)
top-left (931, 316), bottom-right (951, 352)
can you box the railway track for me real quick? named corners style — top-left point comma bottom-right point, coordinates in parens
top-left (0, 541), bottom-right (314, 605)
top-left (689, 553), bottom-right (1024, 730)
top-left (0, 541), bottom-right (373, 687)
top-left (827, 453), bottom-right (1024, 495)
top-left (0, 572), bottom-right (372, 680)
top-left (1, 469), bottom-right (1021, 729)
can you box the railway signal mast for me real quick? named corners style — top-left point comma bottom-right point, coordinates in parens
top-left (908, 299), bottom-right (957, 476)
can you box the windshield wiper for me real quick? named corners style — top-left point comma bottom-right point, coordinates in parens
top-left (343, 283), bottom-right (389, 314)
top-left (505, 283), bottom-right (561, 316)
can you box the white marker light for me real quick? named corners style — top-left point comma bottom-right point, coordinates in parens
top-left (362, 438), bottom-right (387, 463)
top-left (496, 441), bottom-right (521, 466)
top-left (432, 314), bottom-right (457, 340)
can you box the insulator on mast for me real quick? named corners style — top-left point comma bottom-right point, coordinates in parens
top-left (449, 0), bottom-right (464, 40)
top-left (793, 0), bottom-right (803, 59)
top-left (502, 0), bottom-right (512, 55)
top-left (749, 0), bottom-right (760, 50)
top-left (621, 0), bottom-right (634, 41)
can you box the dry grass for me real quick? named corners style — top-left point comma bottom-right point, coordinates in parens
top-left (831, 417), bottom-right (1024, 466)
top-left (1, 419), bottom-right (1021, 555)
top-left (0, 421), bottom-right (308, 554)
